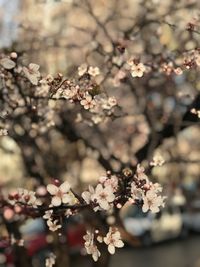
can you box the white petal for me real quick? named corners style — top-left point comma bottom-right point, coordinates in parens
top-left (51, 196), bottom-right (62, 206)
top-left (95, 184), bottom-right (103, 194)
top-left (62, 193), bottom-right (72, 204)
top-left (82, 191), bottom-right (91, 204)
top-left (29, 75), bottom-right (39, 85)
top-left (115, 240), bottom-right (124, 248)
top-left (47, 184), bottom-right (58, 195)
top-left (108, 244), bottom-right (115, 254)
top-left (99, 200), bottom-right (109, 210)
top-left (60, 181), bottom-right (70, 193)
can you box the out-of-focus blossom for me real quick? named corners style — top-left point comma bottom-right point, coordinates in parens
top-left (131, 63), bottom-right (146, 77)
top-left (80, 94), bottom-right (96, 110)
top-left (0, 58), bottom-right (16, 69)
top-left (0, 129), bottom-right (8, 136)
top-left (45, 253), bottom-right (56, 267)
top-left (78, 64), bottom-right (88, 76)
top-left (23, 63), bottom-right (40, 85)
top-left (191, 108), bottom-right (200, 118)
top-left (88, 66), bottom-right (100, 77)
top-left (150, 154), bottom-right (165, 166)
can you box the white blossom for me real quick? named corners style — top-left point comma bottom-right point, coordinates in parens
top-left (150, 154), bottom-right (165, 167)
top-left (142, 190), bottom-right (165, 213)
top-left (92, 184), bottom-right (115, 210)
top-left (43, 209), bottom-right (53, 220)
top-left (81, 185), bottom-right (95, 204)
top-left (14, 188), bottom-right (42, 208)
top-left (78, 64), bottom-right (88, 76)
top-left (108, 97), bottom-right (117, 107)
top-left (0, 129), bottom-right (8, 136)
top-left (23, 63), bottom-right (40, 85)
top-left (80, 94), bottom-right (96, 110)
top-left (104, 227), bottom-right (124, 254)
top-left (47, 219), bottom-right (61, 232)
top-left (47, 181), bottom-right (75, 207)
top-left (0, 58), bottom-right (16, 69)
top-left (131, 62), bottom-right (146, 77)
top-left (88, 66), bottom-right (100, 77)
top-left (45, 253), bottom-right (56, 267)
top-left (83, 230), bottom-right (101, 262)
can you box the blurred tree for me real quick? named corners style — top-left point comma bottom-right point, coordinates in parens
top-left (0, 0), bottom-right (200, 267)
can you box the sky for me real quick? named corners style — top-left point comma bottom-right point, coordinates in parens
top-left (0, 0), bottom-right (19, 48)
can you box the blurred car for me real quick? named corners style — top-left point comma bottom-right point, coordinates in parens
top-left (183, 199), bottom-right (200, 232)
top-left (123, 205), bottom-right (187, 246)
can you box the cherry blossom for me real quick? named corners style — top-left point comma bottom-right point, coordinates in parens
top-left (128, 61), bottom-right (146, 78)
top-left (191, 108), bottom-right (200, 118)
top-left (99, 175), bottom-right (118, 192)
top-left (142, 190), bottom-right (165, 213)
top-left (80, 94), bottom-right (96, 110)
top-left (131, 183), bottom-right (143, 201)
top-left (43, 209), bottom-right (53, 220)
top-left (92, 184), bottom-right (115, 210)
top-left (11, 235), bottom-right (24, 247)
top-left (46, 181), bottom-right (75, 206)
top-left (9, 188), bottom-right (42, 208)
top-left (0, 57), bottom-right (16, 69)
top-left (150, 154), bottom-right (165, 167)
top-left (45, 253), bottom-right (56, 267)
top-left (81, 185), bottom-right (95, 204)
top-left (23, 63), bottom-right (40, 85)
top-left (83, 230), bottom-right (101, 262)
top-left (88, 66), bottom-right (100, 77)
top-left (0, 129), bottom-right (8, 136)
top-left (108, 97), bottom-right (117, 107)
top-left (103, 227), bottom-right (124, 254)
top-left (47, 219), bottom-right (62, 232)
top-left (78, 63), bottom-right (88, 76)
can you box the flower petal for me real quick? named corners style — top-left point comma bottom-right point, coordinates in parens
top-left (47, 184), bottom-right (58, 195)
top-left (62, 193), bottom-right (72, 204)
top-left (115, 240), bottom-right (124, 248)
top-left (60, 181), bottom-right (70, 193)
top-left (51, 196), bottom-right (62, 206)
top-left (108, 244), bottom-right (115, 254)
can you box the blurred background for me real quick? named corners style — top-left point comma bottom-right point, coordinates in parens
top-left (0, 0), bottom-right (200, 267)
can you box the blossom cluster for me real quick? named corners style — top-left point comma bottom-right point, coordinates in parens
top-left (8, 188), bottom-right (42, 208)
top-left (0, 53), bottom-right (119, 138)
top-left (2, 165), bottom-right (166, 263)
top-left (130, 165), bottom-right (165, 213)
top-left (83, 227), bottom-right (124, 261)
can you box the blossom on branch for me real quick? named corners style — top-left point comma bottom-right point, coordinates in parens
top-left (83, 230), bottom-right (101, 262)
top-left (23, 63), bottom-right (40, 85)
top-left (80, 94), bottom-right (97, 110)
top-left (47, 181), bottom-right (76, 206)
top-left (104, 227), bottom-right (124, 254)
top-left (92, 184), bottom-right (115, 210)
top-left (142, 190), bottom-right (165, 213)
